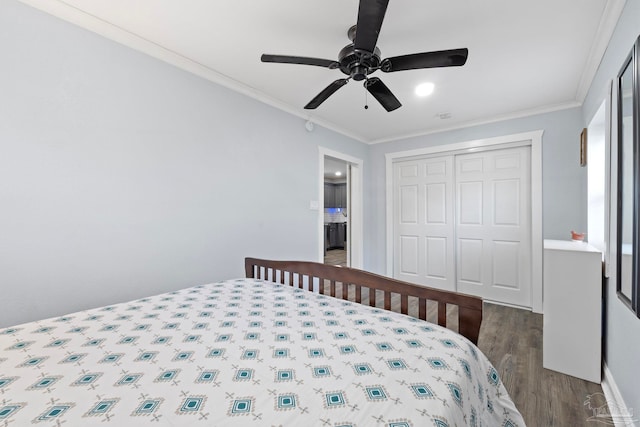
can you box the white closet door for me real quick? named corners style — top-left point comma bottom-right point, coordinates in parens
top-left (455, 146), bottom-right (532, 306)
top-left (393, 156), bottom-right (455, 291)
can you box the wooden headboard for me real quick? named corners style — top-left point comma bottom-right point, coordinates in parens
top-left (245, 258), bottom-right (483, 345)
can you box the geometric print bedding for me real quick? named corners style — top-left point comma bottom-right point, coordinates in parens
top-left (0, 278), bottom-right (525, 426)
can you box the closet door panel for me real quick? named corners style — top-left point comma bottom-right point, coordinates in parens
top-left (393, 157), bottom-right (455, 291)
top-left (393, 146), bottom-right (531, 307)
top-left (456, 147), bottom-right (531, 307)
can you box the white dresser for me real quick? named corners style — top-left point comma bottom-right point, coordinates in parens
top-left (543, 239), bottom-right (602, 383)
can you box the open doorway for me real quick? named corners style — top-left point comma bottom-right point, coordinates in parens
top-left (318, 148), bottom-right (363, 269)
top-left (324, 157), bottom-right (349, 266)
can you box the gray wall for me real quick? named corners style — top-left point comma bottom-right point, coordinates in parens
top-left (0, 0), bottom-right (368, 327)
top-left (582, 0), bottom-right (640, 416)
top-left (365, 108), bottom-right (585, 273)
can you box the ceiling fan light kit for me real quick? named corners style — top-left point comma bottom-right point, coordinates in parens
top-left (261, 0), bottom-right (468, 112)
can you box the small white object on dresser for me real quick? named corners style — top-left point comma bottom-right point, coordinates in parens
top-left (543, 239), bottom-right (602, 383)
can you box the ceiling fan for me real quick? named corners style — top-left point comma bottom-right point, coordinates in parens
top-left (261, 0), bottom-right (468, 112)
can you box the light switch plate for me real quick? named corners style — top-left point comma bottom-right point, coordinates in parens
top-left (309, 200), bottom-right (319, 210)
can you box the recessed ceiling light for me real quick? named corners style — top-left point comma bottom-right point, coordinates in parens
top-left (335, 171), bottom-right (342, 176)
top-left (415, 82), bottom-right (435, 97)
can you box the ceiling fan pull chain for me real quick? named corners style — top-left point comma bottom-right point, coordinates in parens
top-left (364, 79), bottom-right (369, 110)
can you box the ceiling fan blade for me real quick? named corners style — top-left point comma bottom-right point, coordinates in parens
top-left (261, 54), bottom-right (339, 69)
top-left (365, 77), bottom-right (401, 112)
top-left (381, 48), bottom-right (468, 72)
top-left (304, 79), bottom-right (349, 109)
top-left (354, 0), bottom-right (389, 54)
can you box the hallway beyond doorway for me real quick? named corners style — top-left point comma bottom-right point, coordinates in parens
top-left (324, 249), bottom-right (347, 267)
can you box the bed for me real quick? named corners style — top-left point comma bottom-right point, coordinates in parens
top-left (0, 258), bottom-right (524, 426)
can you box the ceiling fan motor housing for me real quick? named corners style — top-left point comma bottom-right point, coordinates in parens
top-left (338, 44), bottom-right (381, 81)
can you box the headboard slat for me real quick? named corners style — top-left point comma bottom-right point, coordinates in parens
top-left (245, 258), bottom-right (483, 345)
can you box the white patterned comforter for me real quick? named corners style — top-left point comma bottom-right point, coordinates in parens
top-left (0, 278), bottom-right (524, 426)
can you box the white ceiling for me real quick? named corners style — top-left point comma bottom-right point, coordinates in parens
top-left (21, 0), bottom-right (623, 143)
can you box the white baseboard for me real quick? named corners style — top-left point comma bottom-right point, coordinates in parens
top-left (482, 299), bottom-right (532, 312)
top-left (600, 362), bottom-right (638, 426)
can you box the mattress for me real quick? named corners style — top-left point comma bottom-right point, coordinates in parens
top-left (0, 278), bottom-right (524, 426)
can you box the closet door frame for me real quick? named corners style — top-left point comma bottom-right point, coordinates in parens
top-left (385, 130), bottom-right (544, 313)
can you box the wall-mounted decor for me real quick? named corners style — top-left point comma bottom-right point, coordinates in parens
top-left (580, 128), bottom-right (587, 166)
top-left (616, 34), bottom-right (640, 317)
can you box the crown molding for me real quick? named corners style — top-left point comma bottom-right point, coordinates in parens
top-left (575, 0), bottom-right (627, 102)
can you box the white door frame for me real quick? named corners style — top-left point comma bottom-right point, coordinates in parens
top-left (318, 147), bottom-right (364, 269)
top-left (385, 130), bottom-right (544, 313)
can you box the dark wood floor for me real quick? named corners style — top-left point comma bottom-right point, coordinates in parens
top-left (315, 276), bottom-right (605, 425)
top-left (478, 303), bottom-right (605, 426)
top-left (324, 248), bottom-right (347, 266)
